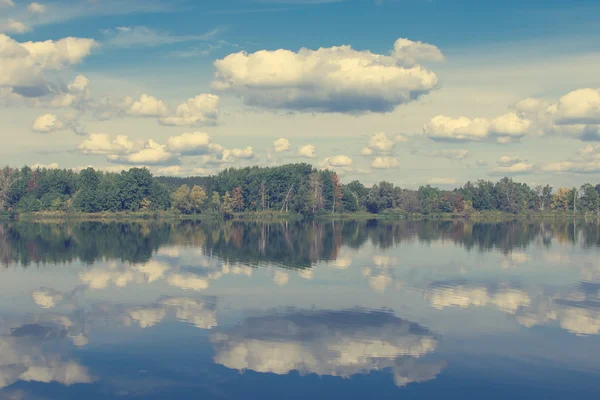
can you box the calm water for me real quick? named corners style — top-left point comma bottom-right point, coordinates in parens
top-left (1, 220), bottom-right (600, 399)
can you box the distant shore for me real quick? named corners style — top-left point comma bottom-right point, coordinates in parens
top-left (2, 210), bottom-right (597, 223)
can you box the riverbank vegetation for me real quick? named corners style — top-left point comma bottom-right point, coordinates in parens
top-left (1, 164), bottom-right (599, 220)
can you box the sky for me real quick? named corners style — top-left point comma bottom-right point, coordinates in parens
top-left (1, 0), bottom-right (600, 188)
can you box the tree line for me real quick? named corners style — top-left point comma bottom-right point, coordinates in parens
top-left (1, 163), bottom-right (600, 217)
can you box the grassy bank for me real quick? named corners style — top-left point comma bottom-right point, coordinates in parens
top-left (4, 209), bottom-right (598, 223)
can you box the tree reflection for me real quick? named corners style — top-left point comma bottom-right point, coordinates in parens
top-left (2, 219), bottom-right (600, 268)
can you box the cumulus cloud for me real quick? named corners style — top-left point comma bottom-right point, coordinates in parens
top-left (554, 88), bottom-right (600, 125)
top-left (0, 34), bottom-right (97, 101)
top-left (297, 144), bottom-right (316, 159)
top-left (0, 20), bottom-right (29, 34)
top-left (0, 0), bottom-right (15, 7)
top-left (212, 309), bottom-right (443, 386)
top-left (541, 143), bottom-right (600, 173)
top-left (127, 94), bottom-right (168, 117)
top-left (113, 140), bottom-right (177, 166)
top-left (28, 2), bottom-right (46, 13)
top-left (31, 163), bottom-right (59, 170)
top-left (273, 138), bottom-right (290, 152)
top-left (322, 155), bottom-right (353, 172)
top-left (78, 132), bottom-right (252, 168)
top-left (423, 113), bottom-right (531, 143)
top-left (424, 88), bottom-right (600, 144)
top-left (361, 132), bottom-right (396, 156)
top-left (391, 38), bottom-right (445, 66)
top-left (212, 38), bottom-right (442, 114)
top-left (78, 133), bottom-right (139, 156)
top-left (158, 94), bottom-right (219, 126)
top-left (166, 132), bottom-right (213, 156)
top-left (542, 160), bottom-right (600, 174)
top-left (372, 156), bottom-right (400, 169)
top-left (490, 161), bottom-right (534, 175)
top-left (31, 114), bottom-right (64, 133)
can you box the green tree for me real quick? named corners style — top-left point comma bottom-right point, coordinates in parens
top-left (579, 183), bottom-right (600, 214)
top-left (211, 192), bottom-right (221, 212)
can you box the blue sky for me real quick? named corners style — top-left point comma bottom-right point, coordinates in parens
top-left (2, 0), bottom-right (600, 187)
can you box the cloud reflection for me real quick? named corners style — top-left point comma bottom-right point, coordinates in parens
top-left (0, 322), bottom-right (92, 390)
top-left (212, 309), bottom-right (444, 387)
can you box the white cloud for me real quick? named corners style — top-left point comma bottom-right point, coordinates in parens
top-left (273, 138), bottom-right (290, 152)
top-left (114, 140), bottom-right (176, 166)
top-left (426, 88), bottom-right (600, 144)
top-left (490, 162), bottom-right (534, 175)
top-left (102, 26), bottom-right (219, 48)
top-left (297, 144), bottom-right (316, 159)
top-left (0, 34), bottom-right (97, 96)
top-left (31, 163), bottom-right (59, 170)
top-left (391, 38), bottom-right (445, 66)
top-left (371, 156), bottom-right (400, 169)
top-left (166, 132), bottom-right (213, 156)
top-left (78, 133), bottom-right (139, 156)
top-left (425, 149), bottom-right (470, 160)
top-left (323, 155), bottom-right (352, 167)
top-left (360, 147), bottom-right (374, 156)
top-left (554, 88), bottom-right (600, 125)
top-left (361, 132), bottom-right (395, 155)
top-left (0, 20), bottom-right (30, 34)
top-left (423, 113), bottom-right (530, 143)
top-left (31, 114), bottom-right (64, 133)
top-left (0, 0), bottom-right (15, 7)
top-left (212, 38), bottom-right (441, 113)
top-left (497, 156), bottom-right (523, 167)
top-left (127, 94), bottom-right (168, 117)
top-left (542, 160), bottom-right (600, 173)
top-left (28, 2), bottom-right (46, 13)
top-left (159, 94), bottom-right (219, 126)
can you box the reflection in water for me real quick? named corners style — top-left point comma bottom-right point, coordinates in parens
top-left (1, 219), bottom-right (600, 397)
top-left (212, 309), bottom-right (445, 387)
top-left (3, 219), bottom-right (600, 268)
top-left (0, 320), bottom-right (92, 390)
top-left (426, 281), bottom-right (600, 336)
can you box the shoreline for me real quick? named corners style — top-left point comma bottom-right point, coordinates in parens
top-left (1, 210), bottom-right (597, 223)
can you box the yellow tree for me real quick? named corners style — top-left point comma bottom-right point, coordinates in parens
top-left (190, 185), bottom-right (207, 213)
top-left (171, 185), bottom-right (191, 214)
top-left (222, 191), bottom-right (234, 217)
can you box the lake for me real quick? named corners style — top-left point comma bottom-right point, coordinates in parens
top-left (1, 219), bottom-right (599, 399)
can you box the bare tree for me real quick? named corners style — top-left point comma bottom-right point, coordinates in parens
top-left (0, 167), bottom-right (18, 211)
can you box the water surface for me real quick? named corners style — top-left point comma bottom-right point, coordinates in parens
top-left (1, 220), bottom-right (599, 399)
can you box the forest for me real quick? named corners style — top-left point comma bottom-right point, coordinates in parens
top-left (1, 163), bottom-right (599, 218)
